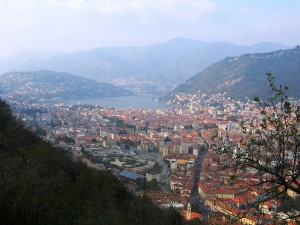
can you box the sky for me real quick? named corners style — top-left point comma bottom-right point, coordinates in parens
top-left (0, 0), bottom-right (300, 59)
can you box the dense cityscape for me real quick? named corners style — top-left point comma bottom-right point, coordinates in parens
top-left (1, 1), bottom-right (300, 224)
top-left (6, 89), bottom-right (299, 225)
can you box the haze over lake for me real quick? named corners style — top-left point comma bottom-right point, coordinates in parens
top-left (45, 95), bottom-right (171, 109)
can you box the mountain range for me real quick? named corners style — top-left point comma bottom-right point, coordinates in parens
top-left (0, 70), bottom-right (133, 102)
top-left (173, 46), bottom-right (300, 99)
top-left (0, 38), bottom-right (288, 92)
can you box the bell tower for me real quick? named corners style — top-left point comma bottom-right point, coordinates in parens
top-left (187, 203), bottom-right (191, 220)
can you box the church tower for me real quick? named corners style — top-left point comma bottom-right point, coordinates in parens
top-left (187, 202), bottom-right (191, 220)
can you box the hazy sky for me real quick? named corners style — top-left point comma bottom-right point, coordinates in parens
top-left (0, 0), bottom-right (299, 59)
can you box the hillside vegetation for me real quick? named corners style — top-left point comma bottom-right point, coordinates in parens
top-left (0, 99), bottom-right (185, 225)
top-left (0, 70), bottom-right (133, 102)
top-left (174, 46), bottom-right (300, 99)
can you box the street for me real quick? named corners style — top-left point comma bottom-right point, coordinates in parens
top-left (191, 144), bottom-right (209, 222)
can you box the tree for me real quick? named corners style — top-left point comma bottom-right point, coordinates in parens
top-left (91, 138), bottom-right (98, 143)
top-left (36, 126), bottom-right (47, 136)
top-left (55, 136), bottom-right (75, 144)
top-left (184, 124), bottom-right (193, 130)
top-left (227, 115), bottom-right (238, 122)
top-left (164, 136), bottom-right (173, 143)
top-left (213, 74), bottom-right (300, 222)
top-left (146, 179), bottom-right (159, 191)
top-left (0, 99), bottom-right (187, 225)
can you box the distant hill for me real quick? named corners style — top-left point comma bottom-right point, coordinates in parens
top-left (0, 38), bottom-right (288, 91)
top-left (0, 70), bottom-right (133, 102)
top-left (0, 51), bottom-right (63, 74)
top-left (173, 46), bottom-right (300, 99)
top-left (0, 99), bottom-right (185, 225)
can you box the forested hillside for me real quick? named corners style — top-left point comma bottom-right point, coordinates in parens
top-left (0, 70), bottom-right (133, 102)
top-left (0, 99), bottom-right (186, 225)
top-left (173, 46), bottom-right (300, 99)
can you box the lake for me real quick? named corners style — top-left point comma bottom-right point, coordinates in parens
top-left (46, 95), bottom-right (171, 109)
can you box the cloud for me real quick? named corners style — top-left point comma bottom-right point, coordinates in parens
top-left (0, 0), bottom-right (299, 58)
top-left (1, 0), bottom-right (216, 32)
top-left (66, 0), bottom-right (88, 10)
top-left (96, 0), bottom-right (123, 14)
top-left (92, 0), bottom-right (216, 21)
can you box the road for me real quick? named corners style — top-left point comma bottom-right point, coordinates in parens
top-left (191, 143), bottom-right (210, 222)
top-left (149, 151), bottom-right (171, 192)
top-left (159, 158), bottom-right (171, 192)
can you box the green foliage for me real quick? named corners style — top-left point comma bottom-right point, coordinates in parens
top-left (0, 99), bottom-right (186, 225)
top-left (103, 115), bottom-right (136, 129)
top-left (184, 124), bottom-right (193, 130)
top-left (146, 179), bottom-right (159, 191)
top-left (227, 115), bottom-right (237, 122)
top-left (203, 123), bottom-right (218, 129)
top-left (0, 70), bottom-right (133, 102)
top-left (278, 193), bottom-right (300, 213)
top-left (91, 138), bottom-right (98, 143)
top-left (144, 162), bottom-right (162, 175)
top-left (187, 219), bottom-right (205, 225)
top-left (55, 136), bottom-right (75, 144)
top-left (164, 136), bottom-right (173, 143)
top-left (120, 138), bottom-right (136, 147)
top-left (154, 127), bottom-right (162, 132)
top-left (118, 129), bottom-right (128, 135)
top-left (36, 126), bottom-right (47, 136)
top-left (174, 46), bottom-right (300, 99)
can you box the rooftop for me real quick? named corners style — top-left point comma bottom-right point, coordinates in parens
top-left (119, 170), bottom-right (145, 181)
